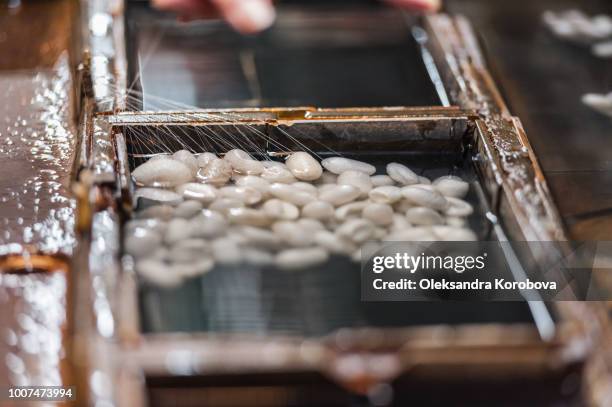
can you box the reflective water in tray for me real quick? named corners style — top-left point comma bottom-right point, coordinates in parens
top-left (136, 154), bottom-right (535, 335)
top-left (126, 3), bottom-right (443, 109)
top-left (140, 260), bottom-right (535, 335)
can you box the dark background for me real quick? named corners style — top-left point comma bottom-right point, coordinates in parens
top-left (445, 0), bottom-right (612, 240)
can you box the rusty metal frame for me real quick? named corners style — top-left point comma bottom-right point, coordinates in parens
top-left (67, 3), bottom-right (611, 406)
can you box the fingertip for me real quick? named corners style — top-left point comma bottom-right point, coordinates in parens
top-left (386, 0), bottom-right (441, 13)
top-left (223, 0), bottom-right (276, 34)
top-left (426, 0), bottom-right (442, 12)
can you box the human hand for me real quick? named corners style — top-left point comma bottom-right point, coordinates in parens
top-left (152, 0), bottom-right (441, 34)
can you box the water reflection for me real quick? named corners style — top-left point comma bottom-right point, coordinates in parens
top-left (0, 271), bottom-right (66, 387)
top-left (0, 54), bottom-right (76, 257)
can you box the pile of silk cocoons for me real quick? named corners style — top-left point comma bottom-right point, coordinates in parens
top-left (542, 10), bottom-right (612, 118)
top-left (542, 10), bottom-right (612, 58)
top-left (582, 92), bottom-right (612, 118)
top-left (125, 149), bottom-right (477, 287)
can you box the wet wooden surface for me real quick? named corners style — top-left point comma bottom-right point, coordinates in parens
top-left (0, 0), bottom-right (78, 256)
top-left (0, 0), bottom-right (77, 71)
top-left (0, 0), bottom-right (78, 395)
top-left (447, 0), bottom-right (612, 240)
